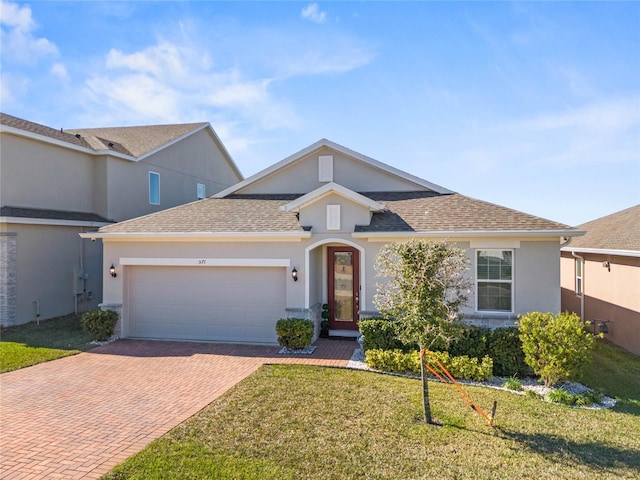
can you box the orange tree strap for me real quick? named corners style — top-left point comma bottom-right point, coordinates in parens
top-left (420, 348), bottom-right (494, 426)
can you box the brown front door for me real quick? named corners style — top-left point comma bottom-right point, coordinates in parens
top-left (327, 247), bottom-right (360, 330)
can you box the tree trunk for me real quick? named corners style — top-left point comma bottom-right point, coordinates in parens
top-left (420, 349), bottom-right (433, 424)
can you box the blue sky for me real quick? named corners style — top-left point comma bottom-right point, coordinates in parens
top-left (1, 1), bottom-right (638, 227)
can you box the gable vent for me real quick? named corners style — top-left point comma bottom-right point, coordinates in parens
top-left (327, 204), bottom-right (341, 230)
top-left (318, 155), bottom-right (333, 182)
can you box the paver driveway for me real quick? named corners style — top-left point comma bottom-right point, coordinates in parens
top-left (0, 338), bottom-right (358, 479)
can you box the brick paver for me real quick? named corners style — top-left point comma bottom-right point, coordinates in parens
top-left (0, 338), bottom-right (358, 479)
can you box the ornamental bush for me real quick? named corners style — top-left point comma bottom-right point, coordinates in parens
top-left (518, 311), bottom-right (594, 387)
top-left (365, 348), bottom-right (493, 381)
top-left (81, 309), bottom-right (118, 341)
top-left (275, 318), bottom-right (314, 350)
top-left (358, 317), bottom-right (414, 352)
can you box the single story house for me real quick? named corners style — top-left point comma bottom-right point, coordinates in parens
top-left (561, 205), bottom-right (639, 355)
top-left (85, 139), bottom-right (582, 344)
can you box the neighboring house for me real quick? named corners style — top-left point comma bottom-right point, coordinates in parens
top-left (0, 113), bottom-right (242, 326)
top-left (561, 205), bottom-right (640, 356)
top-left (85, 139), bottom-right (582, 345)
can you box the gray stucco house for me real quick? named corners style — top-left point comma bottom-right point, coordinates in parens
top-left (0, 113), bottom-right (242, 325)
top-left (85, 139), bottom-right (582, 344)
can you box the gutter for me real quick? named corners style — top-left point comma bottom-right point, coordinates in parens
top-left (352, 229), bottom-right (585, 240)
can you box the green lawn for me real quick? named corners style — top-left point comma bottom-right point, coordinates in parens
top-left (104, 341), bottom-right (640, 480)
top-left (0, 314), bottom-right (95, 373)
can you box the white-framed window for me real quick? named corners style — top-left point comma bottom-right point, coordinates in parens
top-left (476, 249), bottom-right (513, 312)
top-left (149, 171), bottom-right (160, 205)
top-left (326, 204), bottom-right (341, 230)
top-left (197, 183), bottom-right (206, 199)
top-left (575, 258), bottom-right (583, 296)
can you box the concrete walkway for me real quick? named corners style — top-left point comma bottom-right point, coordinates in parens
top-left (0, 338), bottom-right (358, 479)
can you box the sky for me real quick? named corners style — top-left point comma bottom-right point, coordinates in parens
top-left (1, 1), bottom-right (638, 227)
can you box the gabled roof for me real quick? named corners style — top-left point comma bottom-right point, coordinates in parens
top-left (67, 123), bottom-right (208, 158)
top-left (0, 113), bottom-right (242, 178)
top-left (280, 182), bottom-right (386, 213)
top-left (562, 205), bottom-right (640, 255)
top-left (214, 138), bottom-right (453, 198)
top-left (92, 191), bottom-right (579, 238)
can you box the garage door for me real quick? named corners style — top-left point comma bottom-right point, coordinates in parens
top-left (127, 266), bottom-right (286, 344)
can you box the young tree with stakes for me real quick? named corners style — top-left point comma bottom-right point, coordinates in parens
top-left (374, 240), bottom-right (472, 425)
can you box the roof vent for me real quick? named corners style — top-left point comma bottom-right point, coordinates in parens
top-left (75, 134), bottom-right (81, 139)
top-left (108, 142), bottom-right (114, 148)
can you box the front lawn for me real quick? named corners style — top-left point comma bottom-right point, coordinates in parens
top-left (105, 351), bottom-right (640, 479)
top-left (0, 314), bottom-right (95, 373)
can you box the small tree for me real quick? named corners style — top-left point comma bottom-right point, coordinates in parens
top-left (518, 311), bottom-right (594, 387)
top-left (374, 240), bottom-right (472, 424)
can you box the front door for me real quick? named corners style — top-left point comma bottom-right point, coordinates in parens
top-left (327, 247), bottom-right (360, 330)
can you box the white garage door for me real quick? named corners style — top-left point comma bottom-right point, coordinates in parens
top-left (126, 266), bottom-right (286, 344)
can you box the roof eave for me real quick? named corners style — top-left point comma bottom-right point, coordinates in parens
top-left (561, 246), bottom-right (640, 258)
top-left (80, 231), bottom-right (312, 242)
top-left (0, 124), bottom-right (137, 161)
top-left (352, 229), bottom-right (583, 240)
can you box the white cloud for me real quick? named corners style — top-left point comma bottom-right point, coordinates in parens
top-left (50, 63), bottom-right (69, 81)
top-left (301, 3), bottom-right (327, 24)
top-left (0, 0), bottom-right (58, 63)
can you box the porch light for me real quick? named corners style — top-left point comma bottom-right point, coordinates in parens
top-left (109, 264), bottom-right (117, 278)
top-left (292, 267), bottom-right (298, 282)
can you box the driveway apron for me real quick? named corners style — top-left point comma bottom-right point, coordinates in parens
top-left (0, 338), bottom-right (358, 479)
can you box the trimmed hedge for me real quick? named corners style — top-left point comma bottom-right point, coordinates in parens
top-left (365, 348), bottom-right (493, 381)
top-left (358, 317), bottom-right (413, 352)
top-left (275, 318), bottom-right (314, 350)
top-left (360, 319), bottom-right (526, 377)
top-left (81, 309), bottom-right (118, 342)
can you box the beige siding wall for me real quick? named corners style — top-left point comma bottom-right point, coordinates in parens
top-left (0, 134), bottom-right (97, 213)
top-left (561, 251), bottom-right (640, 355)
top-left (2, 223), bottom-right (102, 325)
top-left (299, 193), bottom-right (372, 232)
top-left (239, 147), bottom-right (425, 194)
top-left (105, 129), bottom-right (241, 221)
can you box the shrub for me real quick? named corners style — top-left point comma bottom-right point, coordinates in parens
top-left (81, 309), bottom-right (118, 342)
top-left (446, 325), bottom-right (491, 359)
top-left (358, 317), bottom-right (413, 352)
top-left (364, 349), bottom-right (493, 381)
top-left (275, 318), bottom-right (314, 350)
top-left (519, 311), bottom-right (594, 387)
top-left (487, 327), bottom-right (528, 377)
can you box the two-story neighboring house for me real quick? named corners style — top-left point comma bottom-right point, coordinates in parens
top-left (0, 113), bottom-right (242, 326)
top-left (561, 205), bottom-right (640, 355)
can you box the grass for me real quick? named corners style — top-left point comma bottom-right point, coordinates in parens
top-left (0, 314), bottom-right (95, 373)
top-left (104, 341), bottom-right (640, 480)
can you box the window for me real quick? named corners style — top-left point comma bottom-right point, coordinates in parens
top-left (197, 183), bottom-right (206, 199)
top-left (575, 258), bottom-right (583, 296)
top-left (149, 172), bottom-right (160, 205)
top-left (476, 250), bottom-right (513, 312)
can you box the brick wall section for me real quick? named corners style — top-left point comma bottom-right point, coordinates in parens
top-left (0, 232), bottom-right (17, 325)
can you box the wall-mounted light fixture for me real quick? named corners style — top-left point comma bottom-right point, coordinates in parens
top-left (291, 267), bottom-right (298, 282)
top-left (109, 264), bottom-right (117, 278)
top-left (602, 261), bottom-right (611, 271)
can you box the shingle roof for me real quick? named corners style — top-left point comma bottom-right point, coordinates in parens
top-left (568, 205), bottom-right (640, 252)
top-left (1, 112), bottom-right (207, 158)
top-left (99, 195), bottom-right (303, 233)
top-left (359, 192), bottom-right (574, 232)
top-left (1, 206), bottom-right (113, 223)
top-left (67, 123), bottom-right (208, 157)
top-left (98, 192), bottom-right (575, 234)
